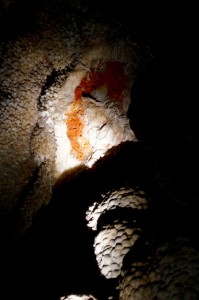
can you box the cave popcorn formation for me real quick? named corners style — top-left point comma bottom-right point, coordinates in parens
top-left (85, 187), bottom-right (199, 299)
top-left (86, 187), bottom-right (150, 279)
top-left (118, 237), bottom-right (199, 299)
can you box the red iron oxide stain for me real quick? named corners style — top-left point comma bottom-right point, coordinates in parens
top-left (65, 61), bottom-right (129, 161)
top-left (75, 61), bottom-right (129, 102)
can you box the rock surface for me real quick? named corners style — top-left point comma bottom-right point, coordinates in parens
top-left (0, 1), bottom-right (198, 300)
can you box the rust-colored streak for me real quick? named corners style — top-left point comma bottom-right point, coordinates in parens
top-left (65, 99), bottom-right (91, 161)
top-left (65, 61), bottom-right (129, 162)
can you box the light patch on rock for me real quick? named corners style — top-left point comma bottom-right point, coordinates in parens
top-left (60, 294), bottom-right (97, 300)
top-left (54, 42), bottom-right (138, 175)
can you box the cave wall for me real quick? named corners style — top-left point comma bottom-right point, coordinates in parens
top-left (0, 1), bottom-right (198, 299)
top-left (0, 0), bottom-right (151, 236)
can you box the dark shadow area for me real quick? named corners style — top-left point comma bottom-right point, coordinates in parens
top-left (0, 141), bottom-right (162, 300)
top-left (128, 49), bottom-right (199, 204)
top-left (0, 0), bottom-right (43, 40)
top-left (1, 141), bottom-right (198, 299)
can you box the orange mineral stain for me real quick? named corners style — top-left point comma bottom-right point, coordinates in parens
top-left (65, 98), bottom-right (92, 161)
top-left (65, 61), bottom-right (129, 161)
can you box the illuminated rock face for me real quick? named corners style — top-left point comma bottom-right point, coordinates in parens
top-left (55, 47), bottom-right (138, 174)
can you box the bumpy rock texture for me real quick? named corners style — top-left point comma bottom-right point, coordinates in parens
top-left (119, 237), bottom-right (199, 300)
top-left (0, 0), bottom-right (146, 235)
top-left (86, 187), bottom-right (150, 279)
top-left (0, 1), bottom-right (198, 300)
top-left (86, 181), bottom-right (199, 299)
